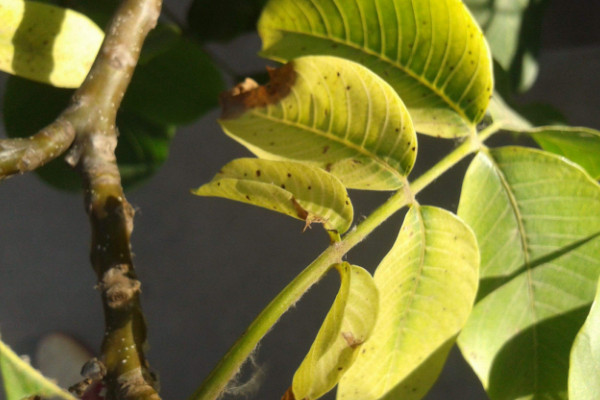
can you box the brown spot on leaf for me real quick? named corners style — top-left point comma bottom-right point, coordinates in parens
top-left (342, 332), bottom-right (364, 349)
top-left (220, 63), bottom-right (297, 119)
top-left (322, 145), bottom-right (329, 154)
top-left (256, 170), bottom-right (261, 177)
top-left (291, 197), bottom-right (309, 220)
top-left (281, 386), bottom-right (296, 400)
top-left (325, 163), bottom-right (332, 172)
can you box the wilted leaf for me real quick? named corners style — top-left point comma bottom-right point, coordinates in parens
top-left (193, 158), bottom-right (353, 233)
top-left (569, 276), bottom-right (600, 400)
top-left (0, 0), bottom-right (103, 87)
top-left (292, 263), bottom-right (378, 400)
top-left (0, 336), bottom-right (75, 400)
top-left (258, 0), bottom-right (493, 137)
top-left (219, 56), bottom-right (417, 190)
top-left (457, 147), bottom-right (600, 400)
top-left (337, 205), bottom-right (479, 400)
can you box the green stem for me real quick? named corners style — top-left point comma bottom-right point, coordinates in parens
top-left (190, 123), bottom-right (502, 400)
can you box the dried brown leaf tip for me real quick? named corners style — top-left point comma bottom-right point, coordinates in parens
top-left (220, 62), bottom-right (297, 119)
top-left (281, 386), bottom-right (297, 400)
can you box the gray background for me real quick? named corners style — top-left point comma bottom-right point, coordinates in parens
top-left (1, 1), bottom-right (600, 399)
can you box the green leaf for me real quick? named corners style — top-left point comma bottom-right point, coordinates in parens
top-left (187, 0), bottom-right (267, 42)
top-left (0, 0), bottom-right (103, 88)
top-left (257, 0), bottom-right (494, 137)
top-left (2, 75), bottom-right (175, 191)
top-left (115, 112), bottom-right (175, 189)
top-left (122, 34), bottom-right (224, 126)
top-left (337, 205), bottom-right (479, 400)
top-left (0, 336), bottom-right (75, 400)
top-left (457, 147), bottom-right (600, 400)
top-left (569, 277), bottom-right (600, 400)
top-left (193, 158), bottom-right (353, 233)
top-left (219, 56), bottom-right (417, 190)
top-left (292, 263), bottom-right (378, 400)
top-left (464, 0), bottom-right (550, 92)
top-left (525, 127), bottom-right (600, 180)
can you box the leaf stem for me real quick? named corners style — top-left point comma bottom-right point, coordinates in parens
top-left (190, 123), bottom-right (503, 400)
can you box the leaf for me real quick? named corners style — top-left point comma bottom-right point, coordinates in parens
top-left (464, 0), bottom-right (550, 92)
top-left (292, 263), bottom-right (378, 400)
top-left (115, 112), bottom-right (175, 189)
top-left (2, 75), bottom-right (175, 191)
top-left (337, 205), bottom-right (479, 400)
top-left (257, 0), bottom-right (494, 137)
top-left (219, 56), bottom-right (417, 190)
top-left (457, 147), bottom-right (600, 400)
top-left (524, 126), bottom-right (600, 180)
top-left (569, 276), bottom-right (600, 400)
top-left (0, 336), bottom-right (75, 400)
top-left (187, 0), bottom-right (267, 42)
top-left (0, 0), bottom-right (103, 88)
top-left (193, 158), bottom-right (353, 233)
top-left (122, 34), bottom-right (224, 126)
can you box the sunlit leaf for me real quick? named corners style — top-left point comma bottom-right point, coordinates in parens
top-left (569, 276), bottom-right (600, 400)
top-left (257, 0), bottom-right (493, 137)
top-left (219, 56), bottom-right (417, 190)
top-left (0, 0), bottom-right (103, 88)
top-left (457, 147), bottom-right (600, 400)
top-left (464, 0), bottom-right (550, 91)
top-left (193, 158), bottom-right (353, 233)
top-left (0, 336), bottom-right (75, 400)
top-left (337, 205), bottom-right (479, 400)
top-left (292, 263), bottom-right (378, 400)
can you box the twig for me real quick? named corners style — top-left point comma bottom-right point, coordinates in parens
top-left (0, 0), bottom-right (163, 398)
top-left (0, 118), bottom-right (75, 179)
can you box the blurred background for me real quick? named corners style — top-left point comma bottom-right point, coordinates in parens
top-left (1, 0), bottom-right (600, 399)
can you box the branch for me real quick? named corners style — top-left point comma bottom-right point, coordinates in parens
top-left (63, 0), bottom-right (163, 399)
top-left (190, 123), bottom-right (502, 400)
top-left (0, 118), bottom-right (75, 179)
top-left (1, 0), bottom-right (163, 398)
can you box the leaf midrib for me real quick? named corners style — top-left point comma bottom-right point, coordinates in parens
top-left (488, 152), bottom-right (540, 393)
top-left (250, 110), bottom-right (407, 182)
top-left (268, 28), bottom-right (472, 123)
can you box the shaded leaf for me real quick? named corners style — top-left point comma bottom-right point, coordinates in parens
top-left (525, 126), bottom-right (600, 180)
top-left (487, 92), bottom-right (532, 131)
top-left (187, 0), bottom-right (267, 42)
top-left (219, 56), bottom-right (417, 190)
top-left (457, 147), bottom-right (600, 400)
top-left (34, 0), bottom-right (119, 28)
top-left (0, 336), bottom-right (75, 400)
top-left (0, 0), bottom-right (103, 87)
top-left (465, 0), bottom-right (550, 91)
top-left (337, 205), bottom-right (479, 400)
top-left (193, 158), bottom-right (353, 233)
top-left (569, 276), bottom-right (600, 400)
top-left (2, 75), bottom-right (175, 191)
top-left (115, 112), bottom-right (175, 189)
top-left (122, 34), bottom-right (224, 126)
top-left (292, 263), bottom-right (378, 400)
top-left (258, 0), bottom-right (493, 137)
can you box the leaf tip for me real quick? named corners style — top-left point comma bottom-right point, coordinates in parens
top-left (219, 62), bottom-right (297, 119)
